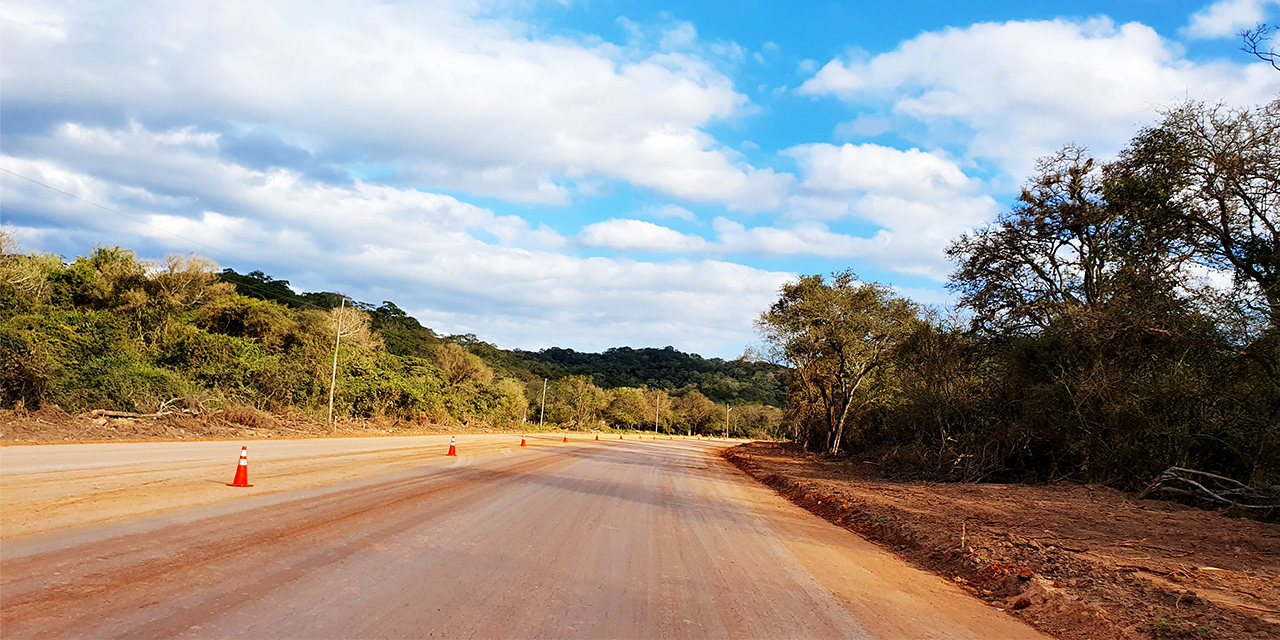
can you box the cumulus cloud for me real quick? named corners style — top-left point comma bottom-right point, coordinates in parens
top-left (712, 218), bottom-right (886, 258)
top-left (0, 121), bottom-right (792, 356)
top-left (798, 18), bottom-right (1280, 180)
top-left (579, 219), bottom-right (708, 252)
top-left (645, 204), bottom-right (697, 221)
top-left (783, 143), bottom-right (978, 202)
top-left (775, 142), bottom-right (998, 278)
top-left (1185, 0), bottom-right (1279, 39)
top-left (1, 0), bottom-right (786, 210)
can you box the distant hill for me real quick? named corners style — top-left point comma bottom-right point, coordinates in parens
top-left (519, 346), bottom-right (785, 407)
top-left (220, 268), bottom-right (785, 407)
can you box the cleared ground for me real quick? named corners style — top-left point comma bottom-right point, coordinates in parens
top-left (1, 435), bottom-right (1045, 639)
top-left (725, 442), bottom-right (1280, 640)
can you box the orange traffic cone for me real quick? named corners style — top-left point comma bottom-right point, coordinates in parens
top-left (563, 435), bottom-right (568, 443)
top-left (619, 434), bottom-right (624, 439)
top-left (520, 434), bottom-right (527, 447)
top-left (595, 434), bottom-right (599, 441)
top-left (227, 446), bottom-right (253, 487)
top-left (446, 435), bottom-right (457, 456)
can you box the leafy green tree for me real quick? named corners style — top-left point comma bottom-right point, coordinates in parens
top-left (732, 403), bottom-right (783, 439)
top-left (1117, 99), bottom-right (1280, 331)
top-left (488, 378), bottom-right (530, 428)
top-left (603, 387), bottom-right (650, 429)
top-left (757, 270), bottom-right (920, 454)
top-left (546, 375), bottom-right (607, 429)
top-left (673, 390), bottom-right (718, 436)
top-left (947, 146), bottom-right (1184, 337)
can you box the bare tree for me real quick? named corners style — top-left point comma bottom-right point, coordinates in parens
top-left (1242, 23), bottom-right (1279, 70)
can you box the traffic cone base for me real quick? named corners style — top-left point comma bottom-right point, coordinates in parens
top-left (228, 446), bottom-right (253, 487)
top-left (446, 435), bottom-right (457, 456)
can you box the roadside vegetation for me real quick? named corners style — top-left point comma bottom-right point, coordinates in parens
top-left (757, 99), bottom-right (1279, 501)
top-left (0, 242), bottom-right (784, 438)
top-left (2, 99), bottom-right (1275, 506)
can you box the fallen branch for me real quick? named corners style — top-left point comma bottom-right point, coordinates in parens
top-left (1138, 467), bottom-right (1279, 514)
top-left (1221, 602), bottom-right (1280, 615)
top-left (1115, 564), bottom-right (1173, 576)
top-left (90, 409), bottom-right (173, 419)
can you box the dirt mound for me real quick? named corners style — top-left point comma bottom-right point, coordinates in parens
top-left (725, 442), bottom-right (1280, 640)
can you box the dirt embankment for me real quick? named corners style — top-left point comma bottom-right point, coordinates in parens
top-left (724, 442), bottom-right (1279, 640)
top-left (1, 405), bottom-right (513, 444)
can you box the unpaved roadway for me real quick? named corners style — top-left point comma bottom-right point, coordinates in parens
top-left (1, 435), bottom-right (1048, 639)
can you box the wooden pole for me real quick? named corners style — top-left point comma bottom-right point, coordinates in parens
top-left (328, 298), bottom-right (344, 432)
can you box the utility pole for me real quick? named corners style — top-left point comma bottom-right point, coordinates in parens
top-left (327, 297), bottom-right (345, 432)
top-left (654, 391), bottom-right (660, 436)
top-left (539, 378), bottom-right (547, 430)
top-left (725, 404), bottom-right (732, 440)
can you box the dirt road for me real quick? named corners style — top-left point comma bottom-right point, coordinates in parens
top-left (1, 435), bottom-right (1047, 638)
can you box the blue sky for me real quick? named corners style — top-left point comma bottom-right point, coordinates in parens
top-left (2, 0), bottom-right (1279, 358)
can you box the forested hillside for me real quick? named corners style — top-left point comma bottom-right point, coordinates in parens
top-left (0, 245), bottom-right (784, 437)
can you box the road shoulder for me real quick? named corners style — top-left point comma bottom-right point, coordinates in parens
top-left (724, 441), bottom-right (1280, 640)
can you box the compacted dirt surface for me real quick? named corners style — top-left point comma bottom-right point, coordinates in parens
top-left (1, 435), bottom-right (1048, 639)
top-left (724, 441), bottom-right (1280, 640)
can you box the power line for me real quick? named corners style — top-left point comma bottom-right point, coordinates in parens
top-left (0, 166), bottom-right (347, 313)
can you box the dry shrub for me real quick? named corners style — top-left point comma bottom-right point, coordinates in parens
top-left (32, 404), bottom-right (69, 421)
top-left (222, 405), bottom-right (277, 430)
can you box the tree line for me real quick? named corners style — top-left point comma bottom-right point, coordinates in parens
top-left (0, 245), bottom-right (782, 437)
top-left (759, 99), bottom-right (1279, 491)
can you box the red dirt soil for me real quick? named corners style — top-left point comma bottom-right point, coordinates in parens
top-left (724, 441), bottom-right (1280, 640)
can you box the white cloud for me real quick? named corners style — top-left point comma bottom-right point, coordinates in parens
top-left (580, 219), bottom-right (708, 252)
top-left (660, 22), bottom-right (698, 51)
top-left (0, 122), bottom-right (792, 357)
top-left (784, 143), bottom-right (977, 202)
top-left (712, 217), bottom-right (887, 258)
top-left (646, 204), bottom-right (697, 221)
top-left (1185, 0), bottom-right (1279, 39)
top-left (798, 18), bottom-right (1280, 181)
top-left (773, 142), bottom-right (999, 278)
top-left (1, 0), bottom-right (786, 210)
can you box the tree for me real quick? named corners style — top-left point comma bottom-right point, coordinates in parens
top-left (546, 375), bottom-right (607, 428)
top-left (0, 230), bottom-right (61, 305)
top-left (433, 343), bottom-right (493, 386)
top-left (150, 255), bottom-right (235, 327)
top-left (673, 390), bottom-right (718, 435)
top-left (732, 403), bottom-right (783, 438)
top-left (488, 378), bottom-right (529, 428)
top-left (1242, 24), bottom-right (1279, 70)
top-left (947, 146), bottom-right (1183, 337)
top-left (63, 246), bottom-right (150, 314)
top-left (603, 387), bottom-right (650, 429)
top-left (1118, 99), bottom-right (1280, 331)
top-left (757, 270), bottom-right (920, 454)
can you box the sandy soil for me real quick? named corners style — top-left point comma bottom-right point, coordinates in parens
top-left (724, 441), bottom-right (1280, 640)
top-left (1, 437), bottom-right (1047, 639)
